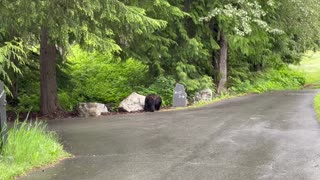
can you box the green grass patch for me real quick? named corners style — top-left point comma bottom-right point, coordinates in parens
top-left (0, 121), bottom-right (70, 180)
top-left (315, 93), bottom-right (320, 120)
top-left (291, 51), bottom-right (320, 88)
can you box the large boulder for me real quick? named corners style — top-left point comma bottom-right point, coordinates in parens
top-left (118, 92), bottom-right (146, 112)
top-left (78, 103), bottom-right (109, 117)
top-left (194, 89), bottom-right (213, 103)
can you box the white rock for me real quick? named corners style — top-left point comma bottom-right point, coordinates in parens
top-left (194, 89), bottom-right (213, 103)
top-left (78, 103), bottom-right (109, 117)
top-left (118, 92), bottom-right (146, 112)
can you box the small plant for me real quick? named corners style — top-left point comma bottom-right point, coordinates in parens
top-left (0, 121), bottom-right (70, 180)
top-left (315, 93), bottom-right (320, 120)
top-left (17, 94), bottom-right (40, 112)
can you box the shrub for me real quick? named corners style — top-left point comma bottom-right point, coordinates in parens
top-left (230, 67), bottom-right (305, 93)
top-left (58, 91), bottom-right (82, 112)
top-left (61, 46), bottom-right (149, 110)
top-left (16, 94), bottom-right (40, 112)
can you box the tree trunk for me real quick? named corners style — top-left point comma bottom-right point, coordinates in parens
top-left (40, 28), bottom-right (60, 116)
top-left (212, 51), bottom-right (219, 86)
top-left (217, 30), bottom-right (228, 94)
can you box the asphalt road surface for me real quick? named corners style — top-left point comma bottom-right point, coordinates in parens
top-left (23, 90), bottom-right (320, 180)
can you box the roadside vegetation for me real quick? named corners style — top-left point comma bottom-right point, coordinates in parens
top-left (315, 94), bottom-right (320, 120)
top-left (0, 121), bottom-right (70, 180)
top-left (229, 67), bottom-right (305, 94)
top-left (292, 51), bottom-right (320, 89)
top-left (11, 48), bottom-right (306, 112)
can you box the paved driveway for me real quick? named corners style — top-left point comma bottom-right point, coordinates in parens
top-left (23, 90), bottom-right (320, 180)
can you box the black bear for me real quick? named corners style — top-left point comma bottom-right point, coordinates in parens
top-left (144, 94), bottom-right (162, 112)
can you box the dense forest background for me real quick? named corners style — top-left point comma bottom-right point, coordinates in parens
top-left (0, 0), bottom-right (319, 116)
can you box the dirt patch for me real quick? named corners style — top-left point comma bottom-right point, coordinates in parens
top-left (6, 111), bottom-right (79, 121)
top-left (304, 83), bottom-right (320, 89)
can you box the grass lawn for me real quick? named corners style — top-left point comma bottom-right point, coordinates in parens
top-left (292, 51), bottom-right (320, 88)
top-left (315, 94), bottom-right (320, 120)
top-left (0, 121), bottom-right (70, 180)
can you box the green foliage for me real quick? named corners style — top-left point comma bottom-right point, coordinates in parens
top-left (230, 67), bottom-right (305, 93)
top-left (201, 0), bottom-right (282, 36)
top-left (0, 121), bottom-right (70, 180)
top-left (58, 91), bottom-right (80, 112)
top-left (138, 71), bottom-right (214, 107)
top-left (60, 46), bottom-right (149, 110)
top-left (0, 40), bottom-right (26, 94)
top-left (315, 93), bottom-right (320, 120)
top-left (0, 0), bottom-right (167, 51)
top-left (55, 44), bottom-right (214, 109)
top-left (277, 0), bottom-right (320, 52)
top-left (138, 76), bottom-right (176, 106)
top-left (16, 94), bottom-right (40, 112)
top-left (176, 62), bottom-right (214, 94)
top-left (9, 66), bottom-right (41, 112)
